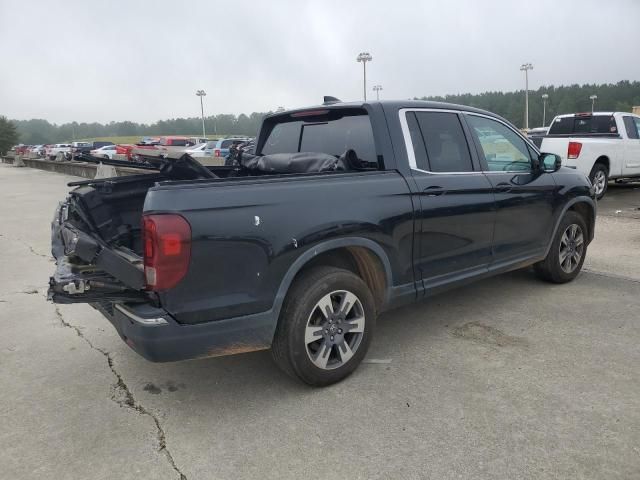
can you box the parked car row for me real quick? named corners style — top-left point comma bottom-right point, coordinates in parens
top-left (120, 136), bottom-right (254, 161)
top-left (9, 136), bottom-right (224, 162)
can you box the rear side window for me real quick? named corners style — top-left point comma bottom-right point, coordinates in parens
top-left (261, 111), bottom-right (377, 164)
top-left (549, 115), bottom-right (618, 135)
top-left (407, 111), bottom-right (473, 172)
top-left (169, 139), bottom-right (188, 146)
top-left (623, 116), bottom-right (640, 139)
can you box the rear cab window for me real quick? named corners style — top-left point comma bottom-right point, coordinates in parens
top-left (221, 140), bottom-right (241, 149)
top-left (549, 114), bottom-right (618, 135)
top-left (260, 108), bottom-right (378, 166)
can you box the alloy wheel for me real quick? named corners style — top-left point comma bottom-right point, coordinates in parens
top-left (559, 224), bottom-right (584, 274)
top-left (593, 170), bottom-right (607, 196)
top-left (304, 290), bottom-right (365, 370)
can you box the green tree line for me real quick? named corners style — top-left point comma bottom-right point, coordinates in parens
top-left (417, 80), bottom-right (640, 129)
top-left (8, 80), bottom-right (640, 145)
top-left (12, 112), bottom-right (269, 145)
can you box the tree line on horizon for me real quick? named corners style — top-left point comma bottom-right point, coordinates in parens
top-left (417, 81), bottom-right (640, 129)
top-left (9, 81), bottom-right (640, 145)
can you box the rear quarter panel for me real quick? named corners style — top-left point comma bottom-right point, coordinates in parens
top-left (144, 171), bottom-right (415, 325)
top-left (541, 137), bottom-right (624, 177)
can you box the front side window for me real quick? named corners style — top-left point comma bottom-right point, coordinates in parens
top-left (635, 118), bottom-right (640, 138)
top-left (466, 115), bottom-right (532, 172)
top-left (408, 111), bottom-right (474, 172)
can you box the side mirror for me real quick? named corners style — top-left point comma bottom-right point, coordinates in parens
top-left (539, 152), bottom-right (561, 172)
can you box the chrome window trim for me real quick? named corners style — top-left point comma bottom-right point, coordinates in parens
top-left (398, 107), bottom-right (540, 175)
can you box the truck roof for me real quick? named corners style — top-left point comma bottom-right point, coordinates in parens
top-left (553, 112), bottom-right (620, 118)
top-left (270, 99), bottom-right (506, 121)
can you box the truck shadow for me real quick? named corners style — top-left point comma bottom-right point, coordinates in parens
top-left (128, 268), bottom-right (552, 409)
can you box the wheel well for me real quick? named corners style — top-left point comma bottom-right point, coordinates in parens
top-left (292, 246), bottom-right (388, 311)
top-left (594, 156), bottom-right (609, 172)
top-left (569, 202), bottom-right (594, 241)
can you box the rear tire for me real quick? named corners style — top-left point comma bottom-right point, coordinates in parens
top-left (534, 211), bottom-right (588, 283)
top-left (271, 266), bottom-right (376, 386)
top-left (589, 163), bottom-right (608, 199)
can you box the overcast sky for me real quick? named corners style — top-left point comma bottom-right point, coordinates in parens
top-left (1, 0), bottom-right (638, 124)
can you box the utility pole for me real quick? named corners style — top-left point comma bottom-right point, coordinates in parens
top-left (373, 85), bottom-right (383, 100)
top-left (196, 89), bottom-right (207, 138)
top-left (357, 52), bottom-right (372, 101)
top-left (520, 63), bottom-right (533, 130)
top-left (541, 93), bottom-right (549, 126)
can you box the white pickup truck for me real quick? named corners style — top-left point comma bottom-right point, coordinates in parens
top-left (46, 143), bottom-right (72, 160)
top-left (540, 112), bottom-right (640, 198)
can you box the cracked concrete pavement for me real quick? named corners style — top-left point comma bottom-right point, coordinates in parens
top-left (1, 163), bottom-right (639, 479)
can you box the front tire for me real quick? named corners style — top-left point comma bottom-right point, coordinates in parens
top-left (271, 266), bottom-right (376, 386)
top-left (589, 163), bottom-right (608, 199)
top-left (534, 211), bottom-right (588, 283)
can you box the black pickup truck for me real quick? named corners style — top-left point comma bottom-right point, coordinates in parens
top-left (49, 99), bottom-right (596, 386)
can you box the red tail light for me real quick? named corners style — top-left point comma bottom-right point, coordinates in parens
top-left (142, 214), bottom-right (191, 291)
top-left (214, 149), bottom-right (220, 157)
top-left (567, 142), bottom-right (582, 159)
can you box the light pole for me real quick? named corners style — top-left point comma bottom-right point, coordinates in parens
top-left (541, 93), bottom-right (549, 126)
top-left (590, 94), bottom-right (598, 113)
top-left (357, 52), bottom-right (372, 101)
top-left (373, 84), bottom-right (383, 100)
top-left (520, 63), bottom-right (533, 130)
top-left (196, 89), bottom-right (206, 138)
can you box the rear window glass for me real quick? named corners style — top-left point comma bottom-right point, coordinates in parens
top-left (261, 111), bottom-right (377, 164)
top-left (408, 111), bottom-right (474, 172)
top-left (549, 115), bottom-right (618, 135)
top-left (166, 139), bottom-right (188, 146)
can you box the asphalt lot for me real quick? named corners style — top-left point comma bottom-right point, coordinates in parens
top-left (1, 163), bottom-right (639, 480)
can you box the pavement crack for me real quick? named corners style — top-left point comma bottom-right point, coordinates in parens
top-left (25, 243), bottom-right (51, 260)
top-left (0, 232), bottom-right (53, 260)
top-left (54, 305), bottom-right (187, 480)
